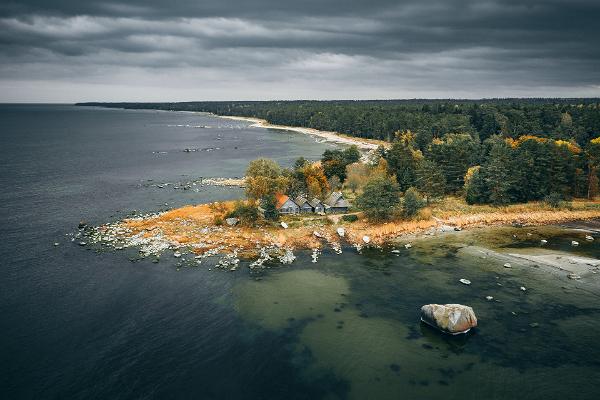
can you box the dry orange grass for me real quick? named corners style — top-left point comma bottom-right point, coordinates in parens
top-left (113, 197), bottom-right (600, 258)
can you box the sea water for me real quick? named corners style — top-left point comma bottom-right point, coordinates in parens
top-left (1, 104), bottom-right (599, 399)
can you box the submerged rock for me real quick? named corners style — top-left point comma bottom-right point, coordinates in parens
top-left (540, 239), bottom-right (548, 245)
top-left (404, 243), bottom-right (412, 249)
top-left (420, 304), bottom-right (478, 334)
top-left (571, 241), bottom-right (579, 246)
top-left (459, 278), bottom-right (471, 285)
top-left (586, 235), bottom-right (594, 241)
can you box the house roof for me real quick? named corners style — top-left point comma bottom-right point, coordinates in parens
top-left (309, 198), bottom-right (323, 208)
top-left (275, 193), bottom-right (290, 209)
top-left (334, 198), bottom-right (350, 208)
top-left (295, 195), bottom-right (309, 206)
top-left (325, 191), bottom-right (350, 207)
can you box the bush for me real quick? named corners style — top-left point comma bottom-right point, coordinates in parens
top-left (341, 214), bottom-right (359, 223)
top-left (402, 187), bottom-right (425, 218)
top-left (544, 192), bottom-right (564, 208)
top-left (227, 201), bottom-right (260, 226)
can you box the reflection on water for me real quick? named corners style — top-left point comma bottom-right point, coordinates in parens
top-left (234, 226), bottom-right (600, 400)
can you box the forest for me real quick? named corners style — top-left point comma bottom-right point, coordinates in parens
top-left (78, 99), bottom-right (600, 208)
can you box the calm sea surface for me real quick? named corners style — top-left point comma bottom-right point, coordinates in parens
top-left (1, 104), bottom-right (600, 399)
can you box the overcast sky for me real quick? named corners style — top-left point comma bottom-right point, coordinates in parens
top-left (1, 0), bottom-right (599, 102)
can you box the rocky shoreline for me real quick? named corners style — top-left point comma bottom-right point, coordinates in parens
top-left (75, 200), bottom-right (600, 273)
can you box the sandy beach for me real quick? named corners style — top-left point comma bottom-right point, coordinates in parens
top-left (217, 115), bottom-right (388, 151)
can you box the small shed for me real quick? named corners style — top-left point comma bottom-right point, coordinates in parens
top-left (309, 198), bottom-right (325, 214)
top-left (325, 191), bottom-right (350, 213)
top-left (294, 196), bottom-right (313, 213)
top-left (276, 194), bottom-right (300, 214)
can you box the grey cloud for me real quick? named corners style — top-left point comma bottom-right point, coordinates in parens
top-left (0, 0), bottom-right (599, 101)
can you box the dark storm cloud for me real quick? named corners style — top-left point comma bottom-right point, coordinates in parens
top-left (0, 0), bottom-right (599, 101)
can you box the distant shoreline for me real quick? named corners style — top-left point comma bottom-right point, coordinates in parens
top-left (209, 114), bottom-right (388, 152)
top-left (75, 103), bottom-right (388, 152)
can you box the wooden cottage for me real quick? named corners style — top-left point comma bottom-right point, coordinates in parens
top-left (275, 193), bottom-right (300, 214)
top-left (324, 191), bottom-right (350, 213)
top-left (294, 196), bottom-right (314, 213)
top-left (309, 198), bottom-right (325, 214)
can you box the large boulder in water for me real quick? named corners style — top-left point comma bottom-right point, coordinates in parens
top-left (420, 304), bottom-right (477, 335)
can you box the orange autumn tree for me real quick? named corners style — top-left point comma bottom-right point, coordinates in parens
top-left (245, 158), bottom-right (289, 201)
top-left (303, 163), bottom-right (330, 199)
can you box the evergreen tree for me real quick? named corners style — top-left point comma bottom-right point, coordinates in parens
top-left (415, 159), bottom-right (446, 202)
top-left (427, 133), bottom-right (480, 193)
top-left (402, 187), bottom-right (425, 218)
top-left (262, 194), bottom-right (279, 221)
top-left (464, 166), bottom-right (488, 204)
top-left (385, 131), bottom-right (423, 191)
top-left (356, 175), bottom-right (401, 221)
top-left (483, 139), bottom-right (515, 206)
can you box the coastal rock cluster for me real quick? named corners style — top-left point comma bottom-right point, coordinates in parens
top-left (142, 176), bottom-right (246, 191)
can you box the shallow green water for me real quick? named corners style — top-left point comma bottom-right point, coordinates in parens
top-left (233, 226), bottom-right (600, 400)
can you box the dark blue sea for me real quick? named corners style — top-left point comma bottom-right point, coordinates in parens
top-left (2, 104), bottom-right (600, 399)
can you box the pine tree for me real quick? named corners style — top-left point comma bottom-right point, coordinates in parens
top-left (464, 166), bottom-right (488, 204)
top-left (484, 140), bottom-right (514, 206)
top-left (356, 175), bottom-right (401, 221)
top-left (262, 194), bottom-right (279, 221)
top-left (415, 159), bottom-right (446, 202)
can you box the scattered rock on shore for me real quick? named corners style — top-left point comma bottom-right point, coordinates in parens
top-left (225, 218), bottom-right (239, 226)
top-left (420, 304), bottom-right (478, 334)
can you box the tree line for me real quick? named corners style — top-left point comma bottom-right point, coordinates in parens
top-left (78, 99), bottom-right (600, 211)
top-left (79, 98), bottom-right (600, 148)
